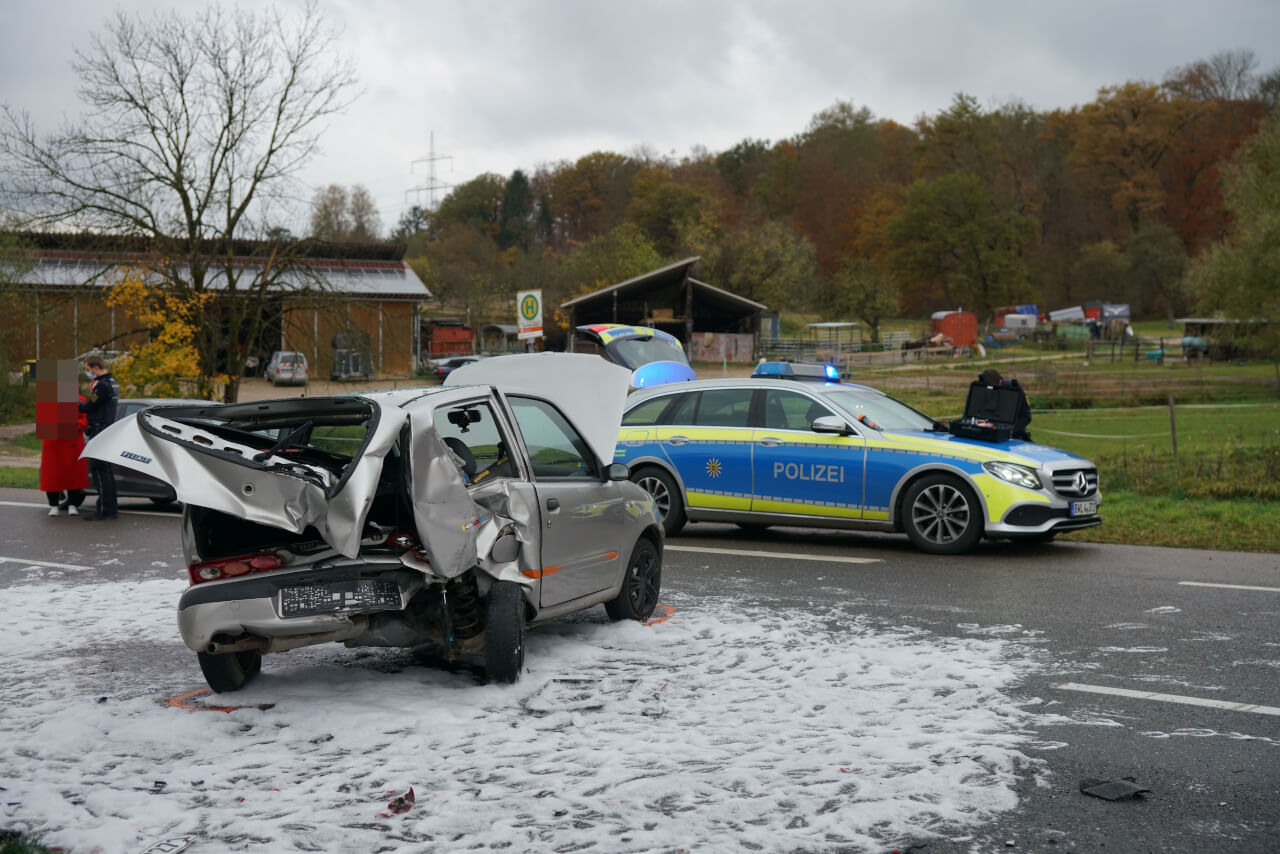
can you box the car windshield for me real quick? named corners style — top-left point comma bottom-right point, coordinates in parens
top-left (820, 388), bottom-right (937, 431)
top-left (607, 335), bottom-right (689, 370)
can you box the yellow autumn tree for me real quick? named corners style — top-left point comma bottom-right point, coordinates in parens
top-left (106, 267), bottom-right (210, 398)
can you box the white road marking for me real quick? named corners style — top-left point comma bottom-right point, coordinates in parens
top-left (1057, 682), bottom-right (1280, 717)
top-left (1179, 581), bottom-right (1280, 594)
top-left (0, 499), bottom-right (175, 518)
top-left (0, 555), bottom-right (94, 571)
top-left (665, 544), bottom-right (881, 564)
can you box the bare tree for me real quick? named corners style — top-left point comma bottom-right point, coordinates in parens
top-left (310, 184), bottom-right (352, 241)
top-left (0, 2), bottom-right (357, 401)
top-left (309, 183), bottom-right (381, 242)
top-left (348, 186), bottom-right (381, 242)
top-left (1164, 49), bottom-right (1261, 101)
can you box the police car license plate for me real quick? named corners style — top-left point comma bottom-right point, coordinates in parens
top-left (280, 580), bottom-right (401, 616)
top-left (1070, 500), bottom-right (1098, 517)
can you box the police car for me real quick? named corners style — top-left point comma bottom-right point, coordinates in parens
top-left (575, 323), bottom-right (698, 388)
top-left (615, 373), bottom-right (1101, 554)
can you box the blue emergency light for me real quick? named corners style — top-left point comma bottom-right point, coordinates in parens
top-left (750, 362), bottom-right (842, 383)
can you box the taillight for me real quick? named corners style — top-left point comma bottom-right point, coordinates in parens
top-left (188, 552), bottom-right (286, 585)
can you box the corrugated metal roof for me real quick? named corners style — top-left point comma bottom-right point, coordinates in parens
top-left (21, 255), bottom-right (430, 300)
top-left (559, 257), bottom-right (700, 308)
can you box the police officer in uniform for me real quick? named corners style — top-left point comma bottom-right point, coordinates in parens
top-left (80, 354), bottom-right (120, 520)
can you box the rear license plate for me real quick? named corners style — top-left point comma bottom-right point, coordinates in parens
top-left (280, 580), bottom-right (401, 617)
top-left (1070, 500), bottom-right (1098, 517)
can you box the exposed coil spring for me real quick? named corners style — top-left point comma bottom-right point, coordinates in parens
top-left (447, 574), bottom-right (483, 639)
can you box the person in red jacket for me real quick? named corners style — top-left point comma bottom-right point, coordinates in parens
top-left (36, 360), bottom-right (91, 515)
top-left (40, 398), bottom-right (90, 515)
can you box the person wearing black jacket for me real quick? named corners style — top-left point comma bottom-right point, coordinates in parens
top-left (978, 368), bottom-right (1033, 441)
top-left (80, 355), bottom-right (120, 520)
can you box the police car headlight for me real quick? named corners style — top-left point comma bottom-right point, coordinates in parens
top-left (983, 461), bottom-right (1043, 490)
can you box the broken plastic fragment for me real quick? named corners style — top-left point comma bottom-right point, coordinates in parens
top-left (1079, 776), bottom-right (1151, 801)
top-left (377, 787), bottom-right (416, 817)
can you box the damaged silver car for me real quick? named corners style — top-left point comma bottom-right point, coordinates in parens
top-left (85, 355), bottom-right (664, 691)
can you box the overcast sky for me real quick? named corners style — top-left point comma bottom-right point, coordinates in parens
top-left (3, 0), bottom-right (1279, 235)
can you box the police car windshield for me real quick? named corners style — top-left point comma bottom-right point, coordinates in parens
top-left (821, 389), bottom-right (936, 431)
top-left (608, 336), bottom-right (689, 370)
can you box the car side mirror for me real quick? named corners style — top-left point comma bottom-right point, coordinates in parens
top-left (811, 415), bottom-right (853, 435)
top-left (606, 462), bottom-right (630, 481)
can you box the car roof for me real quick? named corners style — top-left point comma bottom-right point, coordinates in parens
top-left (625, 377), bottom-right (883, 404)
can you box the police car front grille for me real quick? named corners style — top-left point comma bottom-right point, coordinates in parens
top-left (1051, 468), bottom-right (1098, 498)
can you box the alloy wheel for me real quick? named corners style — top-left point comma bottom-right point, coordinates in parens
top-left (910, 482), bottom-right (972, 546)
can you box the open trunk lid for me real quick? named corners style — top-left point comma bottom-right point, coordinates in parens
top-left (82, 395), bottom-right (412, 558)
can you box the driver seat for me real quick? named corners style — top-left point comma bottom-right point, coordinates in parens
top-left (443, 437), bottom-right (477, 482)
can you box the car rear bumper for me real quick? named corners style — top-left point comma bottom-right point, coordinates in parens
top-left (177, 562), bottom-right (426, 653)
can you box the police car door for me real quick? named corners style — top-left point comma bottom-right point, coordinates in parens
top-left (750, 389), bottom-right (866, 520)
top-left (659, 388), bottom-right (755, 512)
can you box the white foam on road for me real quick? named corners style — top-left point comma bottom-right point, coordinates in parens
top-left (2, 579), bottom-right (1043, 853)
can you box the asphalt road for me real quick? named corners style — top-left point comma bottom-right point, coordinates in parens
top-left (1, 486), bottom-right (1276, 853)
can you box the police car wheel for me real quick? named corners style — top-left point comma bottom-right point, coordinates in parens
top-left (902, 474), bottom-right (983, 554)
top-left (196, 649), bottom-right (262, 694)
top-left (632, 467), bottom-right (686, 537)
top-left (605, 537), bottom-right (662, 622)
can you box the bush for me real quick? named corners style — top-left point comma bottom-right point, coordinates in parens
top-left (0, 381), bottom-right (35, 424)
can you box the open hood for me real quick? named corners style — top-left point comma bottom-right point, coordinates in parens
top-left (444, 352), bottom-right (632, 467)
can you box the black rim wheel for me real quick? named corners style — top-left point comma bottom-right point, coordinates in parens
top-left (606, 539), bottom-right (662, 622)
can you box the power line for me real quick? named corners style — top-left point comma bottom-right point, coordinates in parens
top-left (406, 131), bottom-right (454, 210)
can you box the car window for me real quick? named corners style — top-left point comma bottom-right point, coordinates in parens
top-left (621, 396), bottom-right (673, 426)
top-left (432, 400), bottom-right (517, 485)
top-left (307, 424), bottom-right (366, 456)
top-left (693, 388), bottom-right (753, 428)
top-left (821, 389), bottom-right (935, 431)
top-left (608, 334), bottom-right (689, 370)
top-left (763, 389), bottom-right (835, 431)
top-left (507, 396), bottom-right (597, 479)
top-left (664, 392), bottom-right (698, 425)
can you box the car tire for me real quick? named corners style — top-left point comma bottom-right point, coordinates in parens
top-left (149, 496), bottom-right (174, 506)
top-left (901, 474), bottom-right (984, 555)
top-left (605, 537), bottom-right (662, 622)
top-left (484, 581), bottom-right (525, 684)
top-left (197, 649), bottom-right (262, 693)
top-left (632, 466), bottom-right (686, 537)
